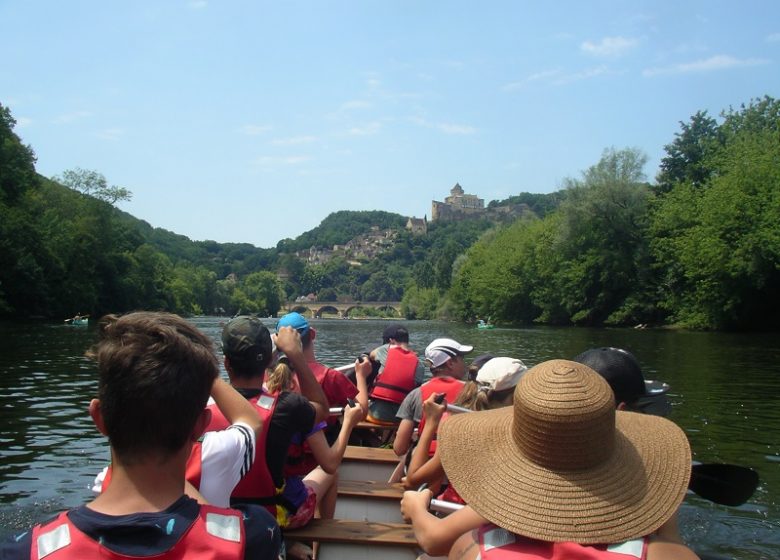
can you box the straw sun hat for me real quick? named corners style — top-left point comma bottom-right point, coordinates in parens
top-left (438, 359), bottom-right (691, 544)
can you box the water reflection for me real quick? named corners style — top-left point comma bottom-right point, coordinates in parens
top-left (0, 317), bottom-right (778, 558)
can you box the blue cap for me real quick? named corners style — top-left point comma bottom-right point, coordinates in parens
top-left (276, 312), bottom-right (310, 336)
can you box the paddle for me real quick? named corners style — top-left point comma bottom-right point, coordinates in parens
top-left (689, 463), bottom-right (759, 506)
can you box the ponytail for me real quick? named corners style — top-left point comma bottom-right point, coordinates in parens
top-left (265, 360), bottom-right (294, 394)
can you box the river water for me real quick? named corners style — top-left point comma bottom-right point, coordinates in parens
top-left (0, 317), bottom-right (778, 558)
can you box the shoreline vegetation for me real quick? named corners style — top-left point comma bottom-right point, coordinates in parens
top-left (1, 96), bottom-right (778, 332)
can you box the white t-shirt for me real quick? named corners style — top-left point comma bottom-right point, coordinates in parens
top-left (92, 421), bottom-right (256, 508)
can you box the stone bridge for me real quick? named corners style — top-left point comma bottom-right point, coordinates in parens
top-left (283, 301), bottom-right (402, 318)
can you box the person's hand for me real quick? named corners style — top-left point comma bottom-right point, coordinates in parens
top-left (343, 400), bottom-right (365, 426)
top-left (400, 489), bottom-right (432, 522)
top-left (355, 355), bottom-right (372, 379)
top-left (422, 392), bottom-right (447, 422)
top-left (274, 326), bottom-right (302, 357)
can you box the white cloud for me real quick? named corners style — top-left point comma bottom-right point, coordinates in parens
top-left (348, 122), bottom-right (382, 136)
top-left (15, 116), bottom-right (32, 128)
top-left (437, 123), bottom-right (476, 135)
top-left (188, 1), bottom-right (207, 9)
top-left (408, 116), bottom-right (476, 135)
top-left (95, 128), bottom-right (124, 140)
top-left (53, 110), bottom-right (92, 124)
top-left (339, 100), bottom-right (372, 111)
top-left (766, 32), bottom-right (780, 43)
top-left (504, 65), bottom-right (608, 90)
top-left (252, 155), bottom-right (310, 166)
top-left (270, 135), bottom-right (317, 146)
top-left (581, 36), bottom-right (639, 57)
top-left (643, 55), bottom-right (769, 77)
top-left (240, 124), bottom-right (272, 135)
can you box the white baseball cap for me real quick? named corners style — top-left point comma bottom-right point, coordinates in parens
top-left (425, 338), bottom-right (474, 368)
top-left (476, 357), bottom-right (528, 392)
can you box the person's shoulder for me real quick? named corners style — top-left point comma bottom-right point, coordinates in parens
top-left (276, 391), bottom-right (311, 410)
top-left (230, 504), bottom-right (281, 559)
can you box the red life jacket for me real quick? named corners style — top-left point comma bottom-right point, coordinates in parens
top-left (370, 346), bottom-right (420, 404)
top-left (477, 524), bottom-right (648, 560)
top-left (418, 376), bottom-right (465, 455)
top-left (204, 393), bottom-right (279, 505)
top-left (30, 505), bottom-right (245, 559)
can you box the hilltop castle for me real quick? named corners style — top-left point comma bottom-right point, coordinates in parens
top-left (425, 183), bottom-right (529, 223)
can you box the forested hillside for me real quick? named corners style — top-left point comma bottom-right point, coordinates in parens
top-left (449, 97), bottom-right (780, 330)
top-left (2, 97), bottom-right (777, 330)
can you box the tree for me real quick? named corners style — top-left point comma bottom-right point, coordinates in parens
top-left (656, 111), bottom-right (720, 193)
top-left (55, 168), bottom-right (132, 205)
top-left (650, 98), bottom-right (780, 329)
top-left (553, 147), bottom-right (653, 325)
top-left (0, 103), bottom-right (38, 203)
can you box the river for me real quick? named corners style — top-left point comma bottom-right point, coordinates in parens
top-left (0, 316), bottom-right (778, 558)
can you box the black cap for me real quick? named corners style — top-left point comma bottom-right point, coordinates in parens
top-left (222, 316), bottom-right (273, 367)
top-left (573, 347), bottom-right (670, 406)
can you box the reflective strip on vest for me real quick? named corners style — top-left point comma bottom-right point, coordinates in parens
top-left (482, 527), bottom-right (515, 551)
top-left (205, 512), bottom-right (241, 543)
top-left (36, 523), bottom-right (70, 559)
top-left (607, 539), bottom-right (644, 558)
top-left (257, 394), bottom-right (275, 410)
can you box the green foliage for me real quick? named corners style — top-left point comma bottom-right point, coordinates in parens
top-left (276, 210), bottom-right (407, 252)
top-left (650, 98), bottom-right (780, 329)
top-left (1, 100), bottom-right (777, 330)
top-left (489, 191), bottom-right (566, 218)
top-left (0, 104), bottom-right (38, 203)
top-left (55, 168), bottom-right (132, 205)
top-left (656, 111), bottom-right (720, 192)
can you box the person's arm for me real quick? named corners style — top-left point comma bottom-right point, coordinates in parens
top-left (276, 326), bottom-right (329, 424)
top-left (401, 490), bottom-right (486, 556)
top-left (647, 511), bottom-right (701, 560)
top-left (353, 356), bottom-right (371, 414)
top-left (403, 393), bottom-right (446, 488)
top-left (211, 377), bottom-right (261, 435)
top-left (306, 402), bottom-right (364, 473)
top-left (185, 480), bottom-right (209, 504)
top-left (394, 419), bottom-right (415, 456)
top-left (448, 530), bottom-right (481, 560)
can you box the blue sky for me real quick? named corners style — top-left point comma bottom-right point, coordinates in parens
top-left (2, 1), bottom-right (778, 249)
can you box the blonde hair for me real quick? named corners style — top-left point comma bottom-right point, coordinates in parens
top-left (454, 380), bottom-right (514, 411)
top-left (265, 360), bottom-right (295, 394)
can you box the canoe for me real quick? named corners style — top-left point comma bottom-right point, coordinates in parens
top-left (71, 318), bottom-right (89, 326)
top-left (476, 323), bottom-right (494, 330)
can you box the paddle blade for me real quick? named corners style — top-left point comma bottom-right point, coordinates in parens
top-left (689, 463), bottom-right (759, 506)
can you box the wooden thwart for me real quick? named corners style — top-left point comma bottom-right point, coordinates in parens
top-left (335, 479), bottom-right (405, 523)
top-left (285, 519), bottom-right (419, 560)
top-left (340, 445), bottom-right (404, 482)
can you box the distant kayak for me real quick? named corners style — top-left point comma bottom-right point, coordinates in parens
top-left (476, 321), bottom-right (495, 330)
top-left (65, 316), bottom-right (89, 326)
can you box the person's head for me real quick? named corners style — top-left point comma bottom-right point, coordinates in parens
top-left (467, 353), bottom-right (495, 379)
top-left (276, 312), bottom-right (314, 348)
top-left (424, 338), bottom-right (473, 380)
top-left (222, 315), bottom-right (274, 379)
top-left (573, 347), bottom-right (671, 416)
top-left (86, 312), bottom-right (218, 465)
top-left (265, 361), bottom-right (296, 394)
top-left (382, 323), bottom-right (409, 345)
top-left (438, 359), bottom-right (691, 545)
top-left (456, 357), bottom-right (527, 411)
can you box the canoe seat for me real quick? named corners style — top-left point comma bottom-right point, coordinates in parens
top-left (343, 445), bottom-right (400, 463)
top-left (338, 479), bottom-right (405, 500)
top-left (341, 446), bottom-right (404, 482)
top-left (284, 519), bottom-right (419, 560)
top-left (335, 480), bottom-right (405, 522)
